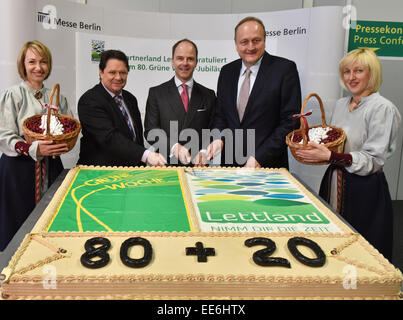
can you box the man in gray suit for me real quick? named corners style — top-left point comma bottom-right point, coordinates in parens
top-left (144, 39), bottom-right (216, 165)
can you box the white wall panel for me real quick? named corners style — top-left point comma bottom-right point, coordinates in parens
top-left (232, 0), bottom-right (303, 13)
top-left (159, 0), bottom-right (232, 14)
top-left (86, 0), bottom-right (160, 12)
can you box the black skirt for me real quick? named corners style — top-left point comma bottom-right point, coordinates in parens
top-left (0, 154), bottom-right (63, 251)
top-left (319, 166), bottom-right (393, 262)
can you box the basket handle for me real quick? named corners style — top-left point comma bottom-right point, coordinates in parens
top-left (46, 84), bottom-right (60, 138)
top-left (300, 93), bottom-right (327, 146)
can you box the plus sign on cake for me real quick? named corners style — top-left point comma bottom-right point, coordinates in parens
top-left (1, 166), bottom-right (402, 299)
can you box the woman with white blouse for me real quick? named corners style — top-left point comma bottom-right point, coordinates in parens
top-left (0, 41), bottom-right (73, 251)
top-left (296, 48), bottom-right (401, 262)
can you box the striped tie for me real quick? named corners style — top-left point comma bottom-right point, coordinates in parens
top-left (114, 95), bottom-right (135, 138)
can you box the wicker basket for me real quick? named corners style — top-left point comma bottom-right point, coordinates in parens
top-left (286, 93), bottom-right (346, 165)
top-left (22, 83), bottom-right (81, 152)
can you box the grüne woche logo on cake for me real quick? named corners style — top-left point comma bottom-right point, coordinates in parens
top-left (37, 4), bottom-right (102, 31)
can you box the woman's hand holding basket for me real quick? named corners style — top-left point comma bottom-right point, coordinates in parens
top-left (295, 141), bottom-right (331, 163)
top-left (36, 140), bottom-right (69, 157)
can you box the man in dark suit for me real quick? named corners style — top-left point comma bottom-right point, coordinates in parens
top-left (78, 50), bottom-right (166, 167)
top-left (144, 39), bottom-right (216, 165)
top-left (207, 17), bottom-right (301, 168)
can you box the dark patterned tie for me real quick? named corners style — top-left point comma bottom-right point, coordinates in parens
top-left (180, 83), bottom-right (189, 112)
top-left (237, 68), bottom-right (251, 121)
top-left (114, 95), bottom-right (135, 138)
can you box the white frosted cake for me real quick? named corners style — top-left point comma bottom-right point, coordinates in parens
top-left (1, 166), bottom-right (402, 300)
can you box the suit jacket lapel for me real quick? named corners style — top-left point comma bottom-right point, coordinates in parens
top-left (242, 52), bottom-right (271, 121)
top-left (97, 83), bottom-right (141, 143)
top-left (183, 81), bottom-right (202, 127)
top-left (97, 83), bottom-right (129, 132)
top-left (97, 82), bottom-right (116, 105)
top-left (122, 90), bottom-right (142, 142)
top-left (230, 60), bottom-right (243, 125)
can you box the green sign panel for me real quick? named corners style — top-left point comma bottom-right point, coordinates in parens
top-left (348, 20), bottom-right (403, 57)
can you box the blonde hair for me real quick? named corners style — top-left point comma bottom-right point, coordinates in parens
top-left (339, 48), bottom-right (382, 93)
top-left (17, 40), bottom-right (52, 80)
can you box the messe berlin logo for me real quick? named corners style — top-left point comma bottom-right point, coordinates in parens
top-left (37, 5), bottom-right (58, 30)
top-left (37, 4), bottom-right (102, 32)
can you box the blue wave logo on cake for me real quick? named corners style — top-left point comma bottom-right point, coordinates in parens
top-left (91, 40), bottom-right (105, 62)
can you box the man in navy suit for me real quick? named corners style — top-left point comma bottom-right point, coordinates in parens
top-left (144, 39), bottom-right (216, 165)
top-left (207, 17), bottom-right (301, 168)
top-left (78, 49), bottom-right (166, 167)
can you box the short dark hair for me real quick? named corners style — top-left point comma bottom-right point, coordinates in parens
top-left (172, 39), bottom-right (198, 59)
top-left (99, 49), bottom-right (129, 72)
top-left (234, 16), bottom-right (266, 40)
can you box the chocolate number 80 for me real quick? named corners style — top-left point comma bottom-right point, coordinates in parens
top-left (80, 237), bottom-right (153, 269)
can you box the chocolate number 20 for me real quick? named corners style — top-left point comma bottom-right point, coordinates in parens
top-left (245, 236), bottom-right (326, 268)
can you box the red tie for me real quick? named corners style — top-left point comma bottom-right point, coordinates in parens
top-left (181, 83), bottom-right (189, 112)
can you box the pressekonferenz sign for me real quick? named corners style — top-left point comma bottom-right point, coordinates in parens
top-left (349, 20), bottom-right (403, 58)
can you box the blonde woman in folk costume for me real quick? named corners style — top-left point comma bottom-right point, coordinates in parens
top-left (0, 40), bottom-right (73, 251)
top-left (296, 48), bottom-right (401, 262)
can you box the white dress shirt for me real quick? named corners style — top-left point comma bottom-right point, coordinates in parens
top-left (174, 76), bottom-right (194, 100)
